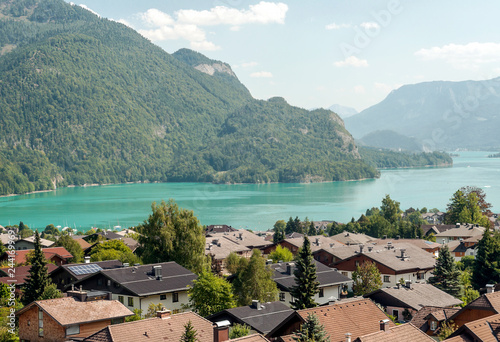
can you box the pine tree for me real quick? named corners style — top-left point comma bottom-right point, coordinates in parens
top-left (472, 229), bottom-right (500, 289)
top-left (180, 321), bottom-right (199, 342)
top-left (22, 231), bottom-right (50, 305)
top-left (290, 236), bottom-right (319, 310)
top-left (307, 222), bottom-right (316, 236)
top-left (428, 244), bottom-right (461, 297)
top-left (292, 313), bottom-right (330, 342)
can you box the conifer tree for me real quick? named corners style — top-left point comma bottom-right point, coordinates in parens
top-left (180, 321), bottom-right (199, 342)
top-left (428, 244), bottom-right (461, 297)
top-left (472, 229), bottom-right (500, 289)
top-left (22, 231), bottom-right (50, 305)
top-left (292, 313), bottom-right (330, 342)
top-left (290, 236), bottom-right (319, 310)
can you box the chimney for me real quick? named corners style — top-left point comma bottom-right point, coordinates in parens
top-left (84, 256), bottom-right (91, 264)
top-left (380, 319), bottom-right (390, 331)
top-left (486, 284), bottom-right (495, 293)
top-left (400, 249), bottom-right (407, 260)
top-left (383, 235), bottom-right (387, 240)
top-left (153, 265), bottom-right (162, 281)
top-left (456, 223), bottom-right (460, 228)
top-left (345, 332), bottom-right (352, 342)
top-left (67, 288), bottom-right (87, 302)
top-left (214, 321), bottom-right (230, 342)
top-left (123, 263), bottom-right (129, 268)
top-left (396, 235), bottom-right (400, 240)
top-left (387, 241), bottom-right (392, 249)
top-left (405, 280), bottom-right (412, 289)
top-left (367, 246), bottom-right (373, 252)
top-left (315, 237), bottom-right (320, 246)
top-left (286, 263), bottom-right (295, 275)
top-left (359, 244), bottom-right (364, 253)
top-left (239, 232), bottom-right (243, 240)
top-left (156, 309), bottom-right (171, 319)
top-left (328, 296), bottom-right (337, 305)
top-left (252, 300), bottom-right (261, 310)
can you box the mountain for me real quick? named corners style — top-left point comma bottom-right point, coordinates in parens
top-left (328, 104), bottom-right (358, 119)
top-left (0, 0), bottom-right (378, 195)
top-left (345, 78), bottom-right (500, 150)
top-left (358, 130), bottom-right (423, 152)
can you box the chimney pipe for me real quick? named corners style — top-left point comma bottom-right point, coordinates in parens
top-left (359, 244), bottom-right (364, 253)
top-left (252, 300), bottom-right (261, 310)
top-left (345, 332), bottom-right (352, 342)
top-left (153, 265), bottom-right (162, 281)
top-left (84, 256), bottom-right (90, 264)
top-left (214, 321), bottom-right (230, 342)
top-left (380, 319), bottom-right (390, 331)
top-left (486, 284), bottom-right (495, 293)
top-left (405, 280), bottom-right (412, 289)
top-left (287, 263), bottom-right (295, 275)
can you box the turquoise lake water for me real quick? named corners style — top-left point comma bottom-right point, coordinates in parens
top-left (0, 151), bottom-right (499, 231)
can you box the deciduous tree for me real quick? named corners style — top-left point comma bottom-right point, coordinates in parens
top-left (229, 324), bottom-right (250, 339)
top-left (269, 245), bottom-right (293, 263)
top-left (352, 261), bottom-right (382, 296)
top-left (290, 237), bottom-right (319, 310)
top-left (188, 271), bottom-right (236, 317)
top-left (55, 234), bottom-right (83, 263)
top-left (273, 220), bottom-right (286, 243)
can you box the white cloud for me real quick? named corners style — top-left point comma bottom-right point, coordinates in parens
top-left (250, 71), bottom-right (273, 78)
top-left (415, 42), bottom-right (500, 69)
top-left (360, 22), bottom-right (380, 30)
top-left (325, 23), bottom-right (351, 30)
top-left (374, 82), bottom-right (401, 93)
top-left (138, 2), bottom-right (288, 51)
top-left (241, 61), bottom-right (259, 68)
top-left (334, 56), bottom-right (368, 67)
top-left (77, 4), bottom-right (100, 17)
top-left (354, 85), bottom-right (366, 94)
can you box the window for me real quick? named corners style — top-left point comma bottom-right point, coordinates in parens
top-left (38, 309), bottom-right (43, 337)
top-left (118, 296), bottom-right (124, 304)
top-left (107, 280), bottom-right (111, 287)
top-left (128, 297), bottom-right (134, 307)
top-left (355, 261), bottom-right (359, 267)
top-left (417, 273), bottom-right (424, 280)
top-left (66, 325), bottom-right (80, 336)
top-left (341, 271), bottom-right (348, 277)
top-left (279, 293), bottom-right (286, 301)
top-left (392, 309), bottom-right (399, 321)
top-left (319, 288), bottom-right (324, 298)
top-left (97, 278), bottom-right (103, 286)
top-left (172, 292), bottom-right (179, 303)
top-left (111, 318), bottom-right (123, 325)
top-left (160, 294), bottom-right (167, 300)
top-left (430, 320), bottom-right (438, 331)
top-left (384, 276), bottom-right (390, 283)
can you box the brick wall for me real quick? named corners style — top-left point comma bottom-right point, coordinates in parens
top-left (18, 305), bottom-right (66, 342)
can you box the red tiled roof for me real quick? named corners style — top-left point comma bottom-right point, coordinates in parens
top-left (357, 323), bottom-right (434, 341)
top-left (2, 247), bottom-right (73, 265)
top-left (229, 334), bottom-right (270, 342)
top-left (84, 311), bottom-right (214, 342)
top-left (295, 299), bottom-right (395, 342)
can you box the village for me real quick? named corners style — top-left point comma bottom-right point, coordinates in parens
top-left (1, 196), bottom-right (500, 342)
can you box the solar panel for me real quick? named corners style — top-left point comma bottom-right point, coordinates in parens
top-left (68, 264), bottom-right (103, 275)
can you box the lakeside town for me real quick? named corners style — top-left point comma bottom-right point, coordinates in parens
top-left (2, 188), bottom-right (500, 341)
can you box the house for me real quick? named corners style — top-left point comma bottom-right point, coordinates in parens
top-left (421, 212), bottom-right (445, 224)
top-left (205, 236), bottom-right (251, 274)
top-left (312, 244), bottom-right (360, 269)
top-left (268, 298), bottom-right (396, 341)
top-left (72, 261), bottom-right (197, 315)
top-left (14, 235), bottom-right (55, 250)
top-left (368, 238), bottom-right (442, 258)
top-left (333, 243), bottom-right (436, 287)
top-left (420, 224), bottom-right (458, 238)
top-left (72, 236), bottom-right (92, 250)
top-left (16, 294), bottom-right (133, 341)
top-left (330, 231), bottom-right (375, 246)
top-left (50, 259), bottom-right (123, 290)
top-left (410, 306), bottom-right (460, 337)
top-left (446, 235), bottom-right (481, 260)
top-left (266, 235), bottom-right (345, 256)
top-left (364, 282), bottom-right (462, 322)
top-left (84, 310), bottom-right (222, 342)
top-left (206, 224), bottom-right (237, 234)
top-left (207, 300), bottom-right (294, 336)
top-left (0, 264), bottom-right (59, 295)
top-left (84, 230), bottom-right (140, 252)
top-left (270, 260), bottom-right (352, 306)
top-left (355, 322), bottom-right (435, 341)
top-left (207, 230), bottom-right (273, 251)
top-left (434, 223), bottom-right (486, 243)
top-left (445, 312), bottom-right (500, 342)
top-left (447, 286), bottom-right (500, 328)
top-left (0, 247), bottom-right (73, 266)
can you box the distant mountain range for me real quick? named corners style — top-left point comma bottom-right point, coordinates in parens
top-left (328, 104), bottom-right (358, 119)
top-left (345, 78), bottom-right (500, 151)
top-left (0, 0), bottom-right (379, 196)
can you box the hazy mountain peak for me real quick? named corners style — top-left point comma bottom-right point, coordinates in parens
top-left (328, 104), bottom-right (358, 119)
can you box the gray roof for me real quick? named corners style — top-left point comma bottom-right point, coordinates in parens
top-left (54, 260), bottom-right (124, 279)
top-left (205, 236), bottom-right (251, 260)
top-left (330, 232), bottom-right (375, 245)
top-left (208, 230), bottom-right (273, 249)
top-left (435, 224), bottom-right (485, 238)
top-left (284, 235), bottom-right (345, 252)
top-left (208, 301), bottom-right (294, 334)
top-left (270, 260), bottom-right (352, 291)
top-left (365, 283), bottom-right (463, 311)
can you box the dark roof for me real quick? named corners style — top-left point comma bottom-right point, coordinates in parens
top-left (410, 306), bottom-right (460, 332)
top-left (75, 262), bottom-right (197, 297)
top-left (270, 260), bottom-right (352, 291)
top-left (208, 301), bottom-right (294, 335)
top-left (51, 260), bottom-right (123, 280)
top-left (365, 283), bottom-right (462, 311)
top-left (206, 224), bottom-right (237, 234)
top-left (0, 264), bottom-right (58, 285)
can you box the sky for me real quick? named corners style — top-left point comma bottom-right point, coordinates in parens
top-left (66, 0), bottom-right (500, 112)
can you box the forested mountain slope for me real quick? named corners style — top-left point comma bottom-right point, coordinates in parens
top-left (0, 0), bottom-right (377, 195)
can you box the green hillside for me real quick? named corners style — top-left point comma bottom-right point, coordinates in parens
top-left (0, 0), bottom-right (378, 195)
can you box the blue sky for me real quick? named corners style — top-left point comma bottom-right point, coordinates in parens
top-left (67, 0), bottom-right (500, 112)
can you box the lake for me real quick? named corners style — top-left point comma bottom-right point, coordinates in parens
top-left (0, 151), bottom-right (499, 231)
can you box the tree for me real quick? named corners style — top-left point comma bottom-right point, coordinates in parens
top-left (352, 261), bottom-right (382, 296)
top-left (472, 229), bottom-right (500, 289)
top-left (233, 249), bottom-right (278, 306)
top-left (438, 321), bottom-right (457, 341)
top-left (290, 237), bottom-right (319, 310)
top-left (22, 231), bottom-right (51, 305)
top-left (460, 186), bottom-right (492, 215)
top-left (229, 324), bottom-right (250, 339)
top-left (292, 313), bottom-right (330, 342)
top-left (40, 283), bottom-right (63, 300)
top-left (225, 252), bottom-right (244, 275)
top-left (273, 220), bottom-right (286, 243)
top-left (188, 271), bottom-right (236, 317)
top-left (55, 234), bottom-right (83, 263)
top-left (428, 245), bottom-right (461, 297)
top-left (445, 189), bottom-right (490, 227)
top-left (269, 245), bottom-right (293, 263)
top-left (44, 224), bottom-right (59, 236)
top-left (136, 200), bottom-right (207, 274)
top-left (90, 240), bottom-right (141, 265)
top-left (380, 194), bottom-right (401, 224)
top-left (180, 321), bottom-right (199, 342)
top-left (307, 222), bottom-right (316, 236)
top-left (145, 302), bottom-right (166, 318)
top-left (125, 308), bottom-right (143, 322)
